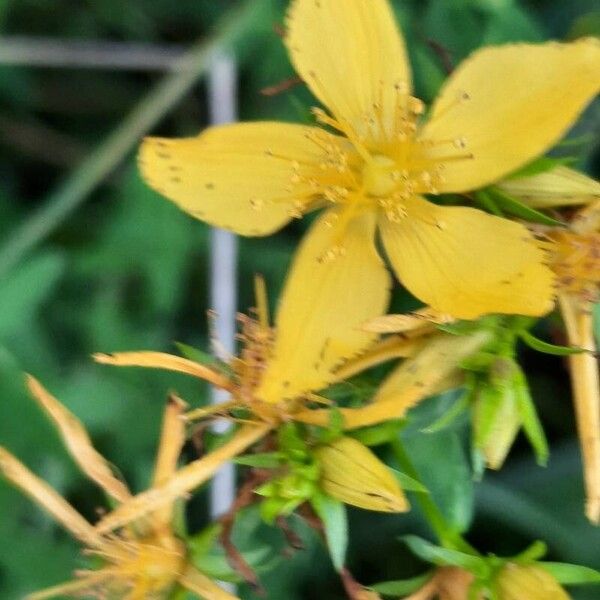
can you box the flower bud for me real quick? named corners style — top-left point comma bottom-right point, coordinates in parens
top-left (495, 564), bottom-right (570, 600)
top-left (315, 437), bottom-right (408, 512)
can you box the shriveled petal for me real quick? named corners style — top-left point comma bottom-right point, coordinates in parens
top-left (0, 447), bottom-right (102, 548)
top-left (26, 375), bottom-right (131, 503)
top-left (296, 331), bottom-right (490, 430)
top-left (559, 294), bottom-right (600, 524)
top-left (316, 437), bottom-right (408, 512)
top-left (363, 307), bottom-right (454, 334)
top-left (94, 351), bottom-right (234, 391)
top-left (26, 572), bottom-right (115, 600)
top-left (151, 395), bottom-right (188, 528)
top-left (179, 565), bottom-right (241, 600)
top-left (421, 39), bottom-right (600, 192)
top-left (286, 0), bottom-right (412, 142)
top-left (139, 122), bottom-right (347, 235)
top-left (380, 196), bottom-right (554, 319)
top-left (95, 424), bottom-right (271, 533)
top-left (498, 166), bottom-right (600, 209)
top-left (257, 209), bottom-right (390, 403)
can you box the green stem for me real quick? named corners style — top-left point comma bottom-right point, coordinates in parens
top-left (390, 437), bottom-right (478, 555)
top-left (0, 0), bottom-right (264, 278)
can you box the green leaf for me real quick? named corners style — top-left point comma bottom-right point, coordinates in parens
top-left (513, 368), bottom-right (549, 466)
top-left (351, 421), bottom-right (401, 447)
top-left (311, 493), bottom-right (348, 572)
top-left (233, 452), bottom-right (284, 469)
top-left (539, 562), bottom-right (600, 585)
top-left (370, 572), bottom-right (433, 596)
top-left (402, 536), bottom-right (489, 578)
top-left (486, 187), bottom-right (564, 227)
top-left (389, 469), bottom-right (430, 494)
top-left (519, 330), bottom-right (585, 356)
top-left (506, 156), bottom-right (577, 180)
top-left (0, 252), bottom-right (65, 339)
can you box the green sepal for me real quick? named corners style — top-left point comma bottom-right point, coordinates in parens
top-left (233, 452), bottom-right (284, 469)
top-left (514, 540), bottom-right (547, 563)
top-left (513, 367), bottom-right (549, 466)
top-left (370, 572), bottom-right (433, 596)
top-left (519, 330), bottom-right (585, 356)
top-left (402, 535), bottom-right (489, 578)
top-left (311, 493), bottom-right (348, 572)
top-left (486, 187), bottom-right (564, 227)
top-left (539, 562), bottom-right (600, 585)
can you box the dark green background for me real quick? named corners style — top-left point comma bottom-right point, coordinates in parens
top-left (0, 0), bottom-right (598, 598)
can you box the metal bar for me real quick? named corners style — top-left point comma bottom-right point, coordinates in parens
top-left (208, 53), bottom-right (238, 522)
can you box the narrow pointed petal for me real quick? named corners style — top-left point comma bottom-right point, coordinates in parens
top-left (26, 375), bottom-right (131, 503)
top-left (286, 0), bottom-right (412, 141)
top-left (94, 424), bottom-right (271, 534)
top-left (421, 38), bottom-right (600, 192)
top-left (0, 447), bottom-right (102, 548)
top-left (151, 395), bottom-right (188, 527)
top-left (139, 123), bottom-right (347, 235)
top-left (380, 196), bottom-right (554, 319)
top-left (559, 294), bottom-right (600, 524)
top-left (25, 572), bottom-right (115, 600)
top-left (498, 166), bottom-right (600, 209)
top-left (179, 565), bottom-right (241, 600)
top-left (295, 331), bottom-right (491, 430)
top-left (257, 209), bottom-right (391, 403)
top-left (94, 351), bottom-right (234, 391)
top-left (363, 308), bottom-right (454, 334)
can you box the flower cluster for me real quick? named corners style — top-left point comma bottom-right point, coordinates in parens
top-left (2, 0), bottom-right (600, 598)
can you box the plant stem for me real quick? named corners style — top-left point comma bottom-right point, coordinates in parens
top-left (0, 0), bottom-right (264, 278)
top-left (390, 437), bottom-right (478, 555)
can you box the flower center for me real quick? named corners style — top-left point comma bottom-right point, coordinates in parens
top-left (362, 155), bottom-right (398, 197)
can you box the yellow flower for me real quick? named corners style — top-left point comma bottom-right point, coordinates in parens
top-left (495, 564), bottom-right (570, 600)
top-left (92, 273), bottom-right (492, 530)
top-left (139, 0), bottom-right (599, 319)
top-left (0, 376), bottom-right (237, 600)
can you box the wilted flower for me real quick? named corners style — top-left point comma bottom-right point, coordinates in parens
top-left (0, 376), bottom-right (238, 600)
top-left (403, 567), bottom-right (479, 600)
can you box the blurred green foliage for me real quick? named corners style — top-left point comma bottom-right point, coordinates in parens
top-left (0, 0), bottom-right (598, 598)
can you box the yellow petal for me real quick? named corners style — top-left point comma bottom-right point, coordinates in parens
top-left (95, 424), bottom-right (271, 533)
top-left (496, 564), bottom-right (570, 600)
top-left (139, 122), bottom-right (347, 235)
top-left (296, 331), bottom-right (489, 430)
top-left (286, 0), bottom-right (412, 142)
top-left (316, 437), bottom-right (408, 512)
top-left (179, 565), bottom-right (241, 600)
top-left (498, 166), bottom-right (600, 209)
top-left (559, 294), bottom-right (600, 524)
top-left (380, 196), bottom-right (554, 319)
top-left (151, 395), bottom-right (188, 527)
top-left (257, 209), bottom-right (391, 403)
top-left (26, 375), bottom-right (131, 503)
top-left (362, 307), bottom-right (455, 334)
top-left (421, 38), bottom-right (600, 192)
top-left (94, 351), bottom-right (234, 391)
top-left (0, 447), bottom-right (102, 548)
top-left (26, 572), bottom-right (115, 600)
